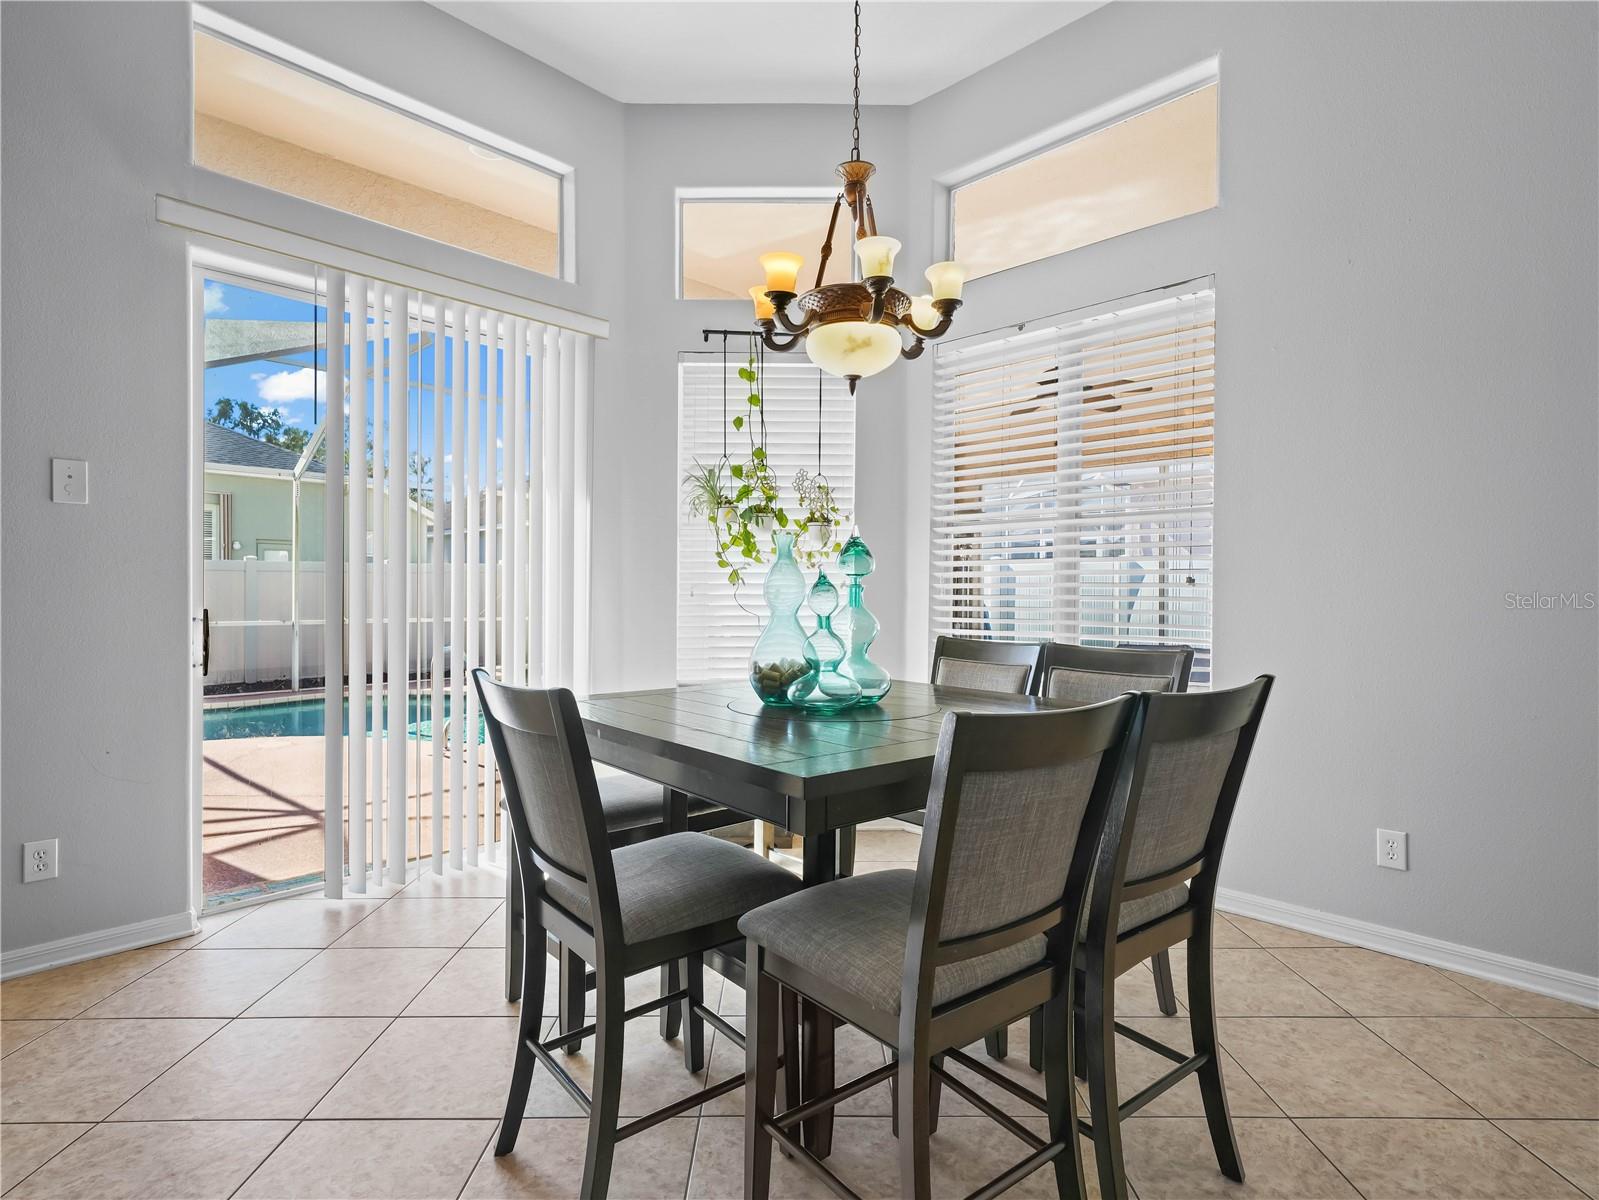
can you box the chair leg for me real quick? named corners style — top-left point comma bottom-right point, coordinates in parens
top-left (1042, 987), bottom-right (1089, 1200)
top-left (984, 1025), bottom-right (1008, 1060)
top-left (559, 944), bottom-right (586, 1054)
top-left (581, 962), bottom-right (626, 1200)
top-left (495, 921), bottom-right (547, 1156)
top-left (1029, 1006), bottom-right (1044, 1073)
top-left (895, 1048), bottom-right (933, 1199)
top-left (504, 852), bottom-right (523, 1003)
top-left (660, 959), bottom-right (682, 1041)
top-left (680, 953), bottom-right (706, 1073)
top-left (745, 953), bottom-right (781, 1200)
top-left (1152, 949), bottom-right (1179, 1016)
top-left (1084, 966), bottom-right (1128, 1200)
top-left (1188, 929), bottom-right (1244, 1182)
top-left (780, 985), bottom-right (801, 1115)
top-left (836, 826), bottom-right (856, 877)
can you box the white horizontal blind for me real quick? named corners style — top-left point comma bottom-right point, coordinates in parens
top-left (677, 352), bottom-right (855, 684)
top-left (931, 282), bottom-right (1215, 684)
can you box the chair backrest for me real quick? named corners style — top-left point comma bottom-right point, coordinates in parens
top-left (930, 636), bottom-right (1046, 696)
top-left (1086, 676), bottom-right (1274, 949)
top-left (472, 671), bottom-right (620, 940)
top-left (1038, 642), bottom-right (1194, 706)
top-left (903, 693), bottom-right (1144, 1018)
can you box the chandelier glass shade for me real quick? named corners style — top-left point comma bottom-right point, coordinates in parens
top-left (749, 1), bottom-right (966, 392)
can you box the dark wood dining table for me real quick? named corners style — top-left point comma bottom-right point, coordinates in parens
top-left (571, 677), bottom-right (1070, 1156)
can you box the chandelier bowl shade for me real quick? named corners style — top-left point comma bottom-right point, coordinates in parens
top-left (805, 321), bottom-right (903, 381)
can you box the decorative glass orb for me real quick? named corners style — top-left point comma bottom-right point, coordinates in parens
top-left (805, 321), bottom-right (901, 381)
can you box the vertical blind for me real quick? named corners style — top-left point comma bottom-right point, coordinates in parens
top-left (930, 281), bottom-right (1215, 684)
top-left (321, 272), bottom-right (594, 897)
top-left (677, 352), bottom-right (855, 684)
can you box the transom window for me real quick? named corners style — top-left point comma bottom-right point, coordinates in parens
top-left (930, 282), bottom-right (1216, 684)
top-left (678, 193), bottom-right (850, 299)
top-left (951, 82), bottom-right (1218, 281)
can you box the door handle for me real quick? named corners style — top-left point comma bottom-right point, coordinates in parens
top-left (202, 607), bottom-right (210, 677)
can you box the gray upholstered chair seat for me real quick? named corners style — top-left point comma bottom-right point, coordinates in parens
top-left (596, 773), bottom-right (719, 832)
top-left (1080, 883), bottom-right (1189, 937)
top-left (548, 832), bottom-right (800, 945)
top-left (740, 869), bottom-right (1047, 1014)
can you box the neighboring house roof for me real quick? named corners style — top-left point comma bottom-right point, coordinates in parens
top-left (204, 422), bottom-right (324, 475)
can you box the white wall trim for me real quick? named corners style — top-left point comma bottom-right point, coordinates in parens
top-left (1217, 887), bottom-right (1599, 1011)
top-left (0, 910), bottom-right (198, 981)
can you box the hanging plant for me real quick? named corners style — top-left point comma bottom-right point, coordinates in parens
top-left (792, 468), bottom-right (845, 565)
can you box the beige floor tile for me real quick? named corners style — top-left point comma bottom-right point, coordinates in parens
top-left (111, 1016), bottom-right (386, 1120)
top-left (236, 1118), bottom-right (494, 1199)
top-left (1217, 1017), bottom-right (1474, 1117)
top-left (467, 904), bottom-right (508, 948)
top-left (518, 1010), bottom-right (710, 1119)
top-left (200, 894), bottom-right (387, 949)
top-left (1300, 1117), bottom-right (1584, 1198)
top-left (1121, 1116), bottom-right (1358, 1199)
top-left (1443, 971), bottom-right (1599, 1019)
top-left (1210, 915), bottom-right (1259, 949)
top-left (688, 1114), bottom-right (851, 1199)
top-left (1365, 1017), bottom-right (1599, 1119)
top-left (935, 1020), bottom-right (1056, 1120)
top-left (0, 949), bottom-right (181, 1020)
top-left (1170, 947), bottom-right (1345, 1017)
top-left (7, 1120), bottom-right (294, 1200)
top-left (157, 907), bottom-right (251, 949)
top-left (403, 949), bottom-right (525, 1018)
top-left (332, 897), bottom-right (503, 948)
top-left (1220, 915), bottom-right (1341, 948)
top-left (312, 1016), bottom-right (520, 1118)
top-left (1113, 962), bottom-right (1189, 1018)
top-left (0, 1124), bottom-right (92, 1193)
top-left (1, 1018), bottom-right (223, 1122)
top-left (1103, 1016), bottom-right (1282, 1118)
top-left (401, 862), bottom-right (510, 899)
top-left (464, 1117), bottom-right (696, 1199)
top-left (1495, 1120), bottom-right (1599, 1198)
top-left (1, 1020), bottom-right (62, 1058)
top-left (1527, 1018), bottom-right (1599, 1066)
top-left (1271, 947), bottom-right (1501, 1016)
top-left (699, 1018), bottom-right (889, 1117)
top-left (244, 947), bottom-right (455, 1016)
top-left (81, 948), bottom-right (317, 1018)
top-left (851, 829), bottom-right (922, 861)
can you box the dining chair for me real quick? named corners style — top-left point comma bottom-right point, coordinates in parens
top-left (1068, 676), bottom-right (1274, 1200)
top-left (475, 671), bottom-right (804, 1200)
top-left (740, 693), bottom-right (1144, 1200)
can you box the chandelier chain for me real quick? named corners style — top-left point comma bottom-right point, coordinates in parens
top-left (850, 0), bottom-right (862, 160)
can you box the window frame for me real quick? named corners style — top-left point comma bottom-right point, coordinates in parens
top-left (936, 59), bottom-right (1220, 276)
top-left (675, 187), bottom-right (848, 301)
top-left (191, 4), bottom-right (577, 282)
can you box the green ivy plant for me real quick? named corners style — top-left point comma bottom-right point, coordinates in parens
top-left (681, 354), bottom-right (849, 593)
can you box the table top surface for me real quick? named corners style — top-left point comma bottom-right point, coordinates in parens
top-left (578, 679), bottom-right (1064, 797)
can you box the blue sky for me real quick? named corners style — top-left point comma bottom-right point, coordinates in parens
top-left (204, 277), bottom-right (514, 486)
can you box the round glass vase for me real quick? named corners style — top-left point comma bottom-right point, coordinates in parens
top-left (748, 531), bottom-right (817, 706)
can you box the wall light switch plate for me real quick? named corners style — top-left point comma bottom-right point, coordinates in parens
top-left (23, 839), bottom-right (58, 882)
top-left (1377, 829), bottom-right (1408, 871)
top-left (52, 459), bottom-right (88, 504)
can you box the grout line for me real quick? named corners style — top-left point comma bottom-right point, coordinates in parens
top-left (1284, 1115), bottom-right (1373, 1199)
top-left (223, 1116), bottom-right (301, 1200)
top-left (0, 1119), bottom-right (98, 1195)
top-left (1352, 1016), bottom-right (1490, 1120)
top-left (1487, 1117), bottom-right (1599, 1200)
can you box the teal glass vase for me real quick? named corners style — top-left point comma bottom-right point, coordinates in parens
top-left (748, 531), bottom-right (816, 706)
top-left (836, 529), bottom-right (891, 704)
top-left (797, 569), bottom-right (862, 713)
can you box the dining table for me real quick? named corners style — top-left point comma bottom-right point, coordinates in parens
top-left (513, 677), bottom-right (1072, 1157)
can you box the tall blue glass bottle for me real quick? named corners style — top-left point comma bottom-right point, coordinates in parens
top-left (748, 531), bottom-right (817, 706)
top-left (836, 529), bottom-right (891, 704)
top-left (797, 569), bottom-right (862, 713)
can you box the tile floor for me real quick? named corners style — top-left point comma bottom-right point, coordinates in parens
top-left (2, 831), bottom-right (1594, 1199)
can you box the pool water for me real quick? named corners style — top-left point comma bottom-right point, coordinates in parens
top-left (203, 693), bottom-right (484, 742)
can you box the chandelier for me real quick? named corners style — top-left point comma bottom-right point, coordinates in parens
top-left (750, 0), bottom-right (965, 393)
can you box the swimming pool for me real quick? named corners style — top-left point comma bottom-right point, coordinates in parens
top-left (203, 694), bottom-right (484, 742)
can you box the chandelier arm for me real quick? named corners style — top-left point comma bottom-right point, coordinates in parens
top-left (907, 298), bottom-right (964, 340)
top-left (813, 194), bottom-right (845, 291)
top-left (770, 301), bottom-right (813, 335)
top-left (901, 337), bottom-right (927, 362)
top-left (756, 320), bottom-right (805, 352)
top-left (863, 192), bottom-right (878, 238)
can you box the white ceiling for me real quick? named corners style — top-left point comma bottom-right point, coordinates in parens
top-left (434, 1), bottom-right (1105, 106)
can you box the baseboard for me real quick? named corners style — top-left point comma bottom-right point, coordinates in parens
top-left (1216, 887), bottom-right (1599, 1011)
top-left (0, 910), bottom-right (198, 981)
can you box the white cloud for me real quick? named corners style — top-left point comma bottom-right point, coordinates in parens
top-left (204, 282), bottom-right (228, 315)
top-left (256, 367), bottom-right (322, 403)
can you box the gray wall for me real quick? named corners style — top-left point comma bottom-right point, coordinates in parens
top-left (896, 2), bottom-right (1599, 975)
top-left (0, 0), bottom-right (626, 954)
top-left (3, 1), bottom-right (1595, 980)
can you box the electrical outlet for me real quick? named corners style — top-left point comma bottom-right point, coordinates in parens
top-left (1377, 829), bottom-right (1408, 871)
top-left (51, 459), bottom-right (88, 504)
top-left (23, 839), bottom-right (58, 882)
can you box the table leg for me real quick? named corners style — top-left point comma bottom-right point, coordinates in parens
top-left (800, 829), bottom-right (838, 1158)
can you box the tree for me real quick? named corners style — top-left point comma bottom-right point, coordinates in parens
top-left (211, 397), bottom-right (310, 455)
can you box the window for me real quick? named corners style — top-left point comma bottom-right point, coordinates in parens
top-left (678, 354), bottom-right (855, 683)
top-left (930, 282), bottom-right (1215, 684)
top-left (679, 195), bottom-right (849, 299)
top-left (951, 83), bottom-right (1218, 281)
top-left (192, 24), bottom-right (566, 276)
top-left (256, 539), bottom-right (291, 562)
